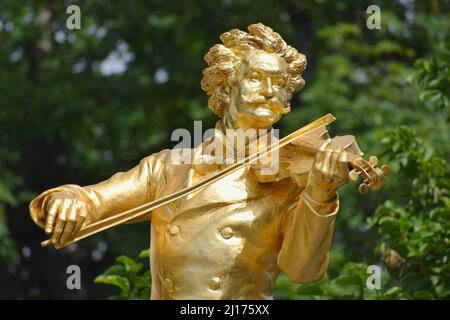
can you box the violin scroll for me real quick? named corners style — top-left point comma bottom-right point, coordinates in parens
top-left (349, 156), bottom-right (390, 194)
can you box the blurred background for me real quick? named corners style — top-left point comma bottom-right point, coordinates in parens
top-left (0, 0), bottom-right (449, 299)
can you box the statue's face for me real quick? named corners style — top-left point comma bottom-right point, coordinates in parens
top-left (227, 50), bottom-right (291, 130)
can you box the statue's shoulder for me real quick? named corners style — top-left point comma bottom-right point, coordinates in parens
top-left (140, 147), bottom-right (196, 169)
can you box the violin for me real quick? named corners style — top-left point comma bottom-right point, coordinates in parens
top-left (276, 124), bottom-right (390, 194)
top-left (41, 113), bottom-right (389, 248)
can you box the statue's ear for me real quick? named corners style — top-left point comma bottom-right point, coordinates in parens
top-left (215, 86), bottom-right (230, 103)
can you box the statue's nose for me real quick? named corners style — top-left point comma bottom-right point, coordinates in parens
top-left (262, 78), bottom-right (274, 97)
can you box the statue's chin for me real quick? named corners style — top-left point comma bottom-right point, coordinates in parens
top-left (242, 108), bottom-right (280, 129)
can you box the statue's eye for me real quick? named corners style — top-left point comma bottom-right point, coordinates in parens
top-left (248, 73), bottom-right (260, 82)
top-left (273, 78), bottom-right (286, 87)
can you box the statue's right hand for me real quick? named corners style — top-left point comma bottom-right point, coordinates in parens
top-left (45, 192), bottom-right (88, 245)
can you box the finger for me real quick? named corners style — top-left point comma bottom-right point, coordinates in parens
top-left (318, 140), bottom-right (328, 152)
top-left (330, 149), bottom-right (341, 174)
top-left (321, 149), bottom-right (333, 171)
top-left (316, 139), bottom-right (332, 163)
top-left (319, 139), bottom-right (332, 152)
top-left (338, 150), bottom-right (349, 175)
top-left (71, 208), bottom-right (87, 240)
top-left (52, 200), bottom-right (69, 244)
top-left (315, 142), bottom-right (326, 162)
top-left (338, 149), bottom-right (348, 163)
top-left (52, 216), bottom-right (65, 244)
top-left (45, 200), bottom-right (60, 234)
top-left (59, 203), bottom-right (78, 244)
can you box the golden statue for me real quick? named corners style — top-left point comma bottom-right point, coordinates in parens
top-left (29, 23), bottom-right (388, 299)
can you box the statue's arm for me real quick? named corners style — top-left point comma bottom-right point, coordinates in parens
top-left (276, 132), bottom-right (350, 283)
top-left (29, 150), bottom-right (168, 242)
top-left (277, 190), bottom-right (339, 284)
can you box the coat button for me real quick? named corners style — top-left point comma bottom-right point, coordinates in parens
top-left (169, 225), bottom-right (180, 235)
top-left (163, 278), bottom-right (174, 291)
top-left (208, 277), bottom-right (222, 290)
top-left (220, 227), bottom-right (234, 239)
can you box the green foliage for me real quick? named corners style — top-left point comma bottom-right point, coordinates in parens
top-left (94, 249), bottom-right (151, 299)
top-left (276, 262), bottom-right (408, 300)
top-left (0, 209), bottom-right (18, 266)
top-left (75, 2), bottom-right (450, 300)
top-left (412, 45), bottom-right (450, 117)
top-left (368, 126), bottom-right (450, 299)
top-left (0, 0), bottom-right (449, 299)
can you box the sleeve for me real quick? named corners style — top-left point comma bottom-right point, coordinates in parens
top-left (277, 190), bottom-right (339, 284)
top-left (29, 150), bottom-right (168, 228)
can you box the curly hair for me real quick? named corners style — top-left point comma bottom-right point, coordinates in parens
top-left (201, 23), bottom-right (307, 118)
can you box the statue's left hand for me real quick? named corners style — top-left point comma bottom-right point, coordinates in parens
top-left (305, 139), bottom-right (349, 203)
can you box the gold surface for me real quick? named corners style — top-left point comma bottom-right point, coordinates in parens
top-left (39, 113), bottom-right (336, 249)
top-left (29, 23), bottom-right (386, 299)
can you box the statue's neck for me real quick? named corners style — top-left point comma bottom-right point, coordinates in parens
top-left (219, 115), bottom-right (272, 157)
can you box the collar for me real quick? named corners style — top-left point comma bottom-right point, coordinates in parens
top-left (192, 121), bottom-right (276, 176)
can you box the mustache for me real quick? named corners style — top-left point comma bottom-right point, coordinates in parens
top-left (242, 95), bottom-right (290, 112)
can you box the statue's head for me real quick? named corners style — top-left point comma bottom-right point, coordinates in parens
top-left (201, 23), bottom-right (307, 130)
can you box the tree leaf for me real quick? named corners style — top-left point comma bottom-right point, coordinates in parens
top-left (94, 275), bottom-right (130, 297)
top-left (296, 285), bottom-right (323, 296)
top-left (138, 249), bottom-right (150, 259)
top-left (116, 255), bottom-right (143, 274)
